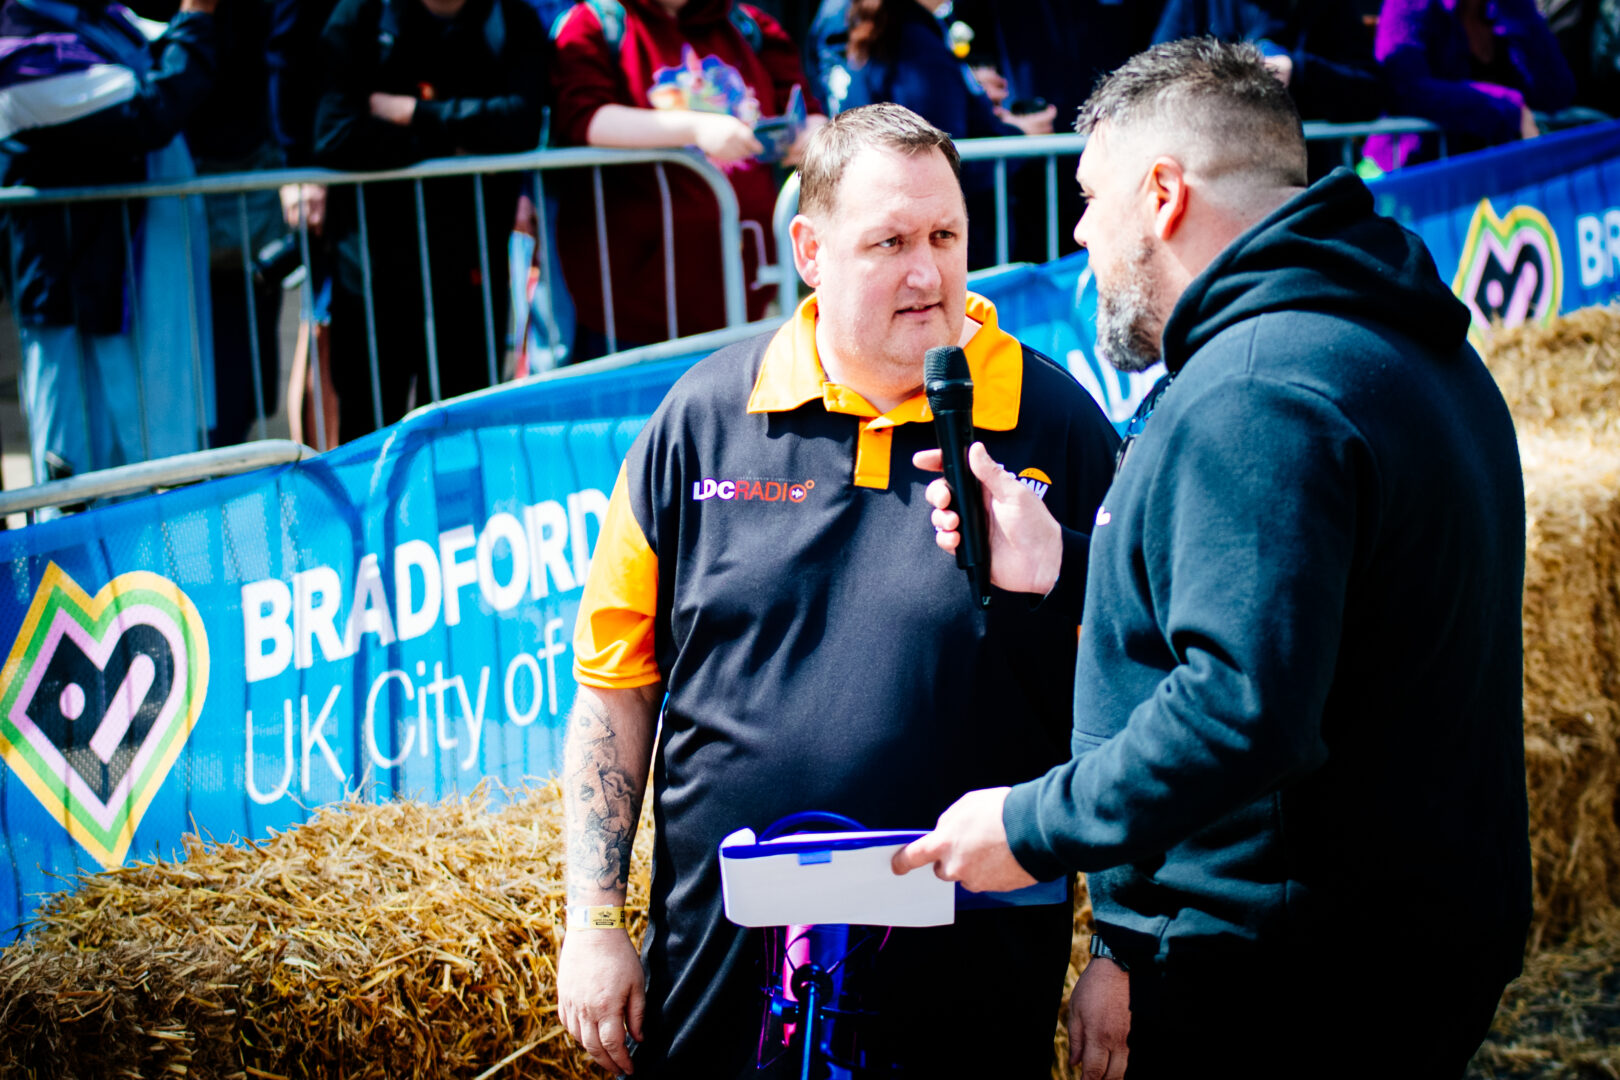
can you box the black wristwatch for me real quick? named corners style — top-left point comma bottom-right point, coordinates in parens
top-left (1088, 932), bottom-right (1128, 971)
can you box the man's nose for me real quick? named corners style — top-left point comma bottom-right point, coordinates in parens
top-left (1072, 218), bottom-right (1088, 250)
top-left (906, 247), bottom-right (943, 291)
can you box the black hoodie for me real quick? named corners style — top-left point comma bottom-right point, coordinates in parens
top-left (1003, 169), bottom-right (1532, 982)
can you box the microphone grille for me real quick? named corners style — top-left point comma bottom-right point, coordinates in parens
top-left (924, 345), bottom-right (969, 385)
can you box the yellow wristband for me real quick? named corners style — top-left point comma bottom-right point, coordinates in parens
top-left (570, 905), bottom-right (626, 929)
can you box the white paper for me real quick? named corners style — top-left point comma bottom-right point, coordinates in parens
top-left (718, 827), bottom-right (955, 928)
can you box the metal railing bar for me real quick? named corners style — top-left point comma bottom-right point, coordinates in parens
top-left (592, 165), bottom-right (616, 356)
top-left (654, 162), bottom-right (677, 343)
top-left (533, 168), bottom-right (562, 363)
top-left (993, 158), bottom-right (1010, 267)
top-left (473, 173), bottom-right (499, 389)
top-left (63, 206), bottom-right (94, 468)
top-left (355, 183), bottom-right (384, 432)
top-left (526, 316), bottom-right (788, 384)
top-left (7, 239), bottom-right (37, 486)
top-left (413, 178), bottom-right (443, 404)
top-left (0, 439), bottom-right (313, 517)
top-left (1044, 154), bottom-right (1059, 263)
top-left (0, 146), bottom-right (742, 203)
top-left (236, 193), bottom-right (268, 431)
top-left (178, 194), bottom-right (209, 449)
top-left (295, 187), bottom-right (327, 452)
top-left (773, 169), bottom-right (801, 308)
top-left (393, 315), bottom-right (787, 425)
top-left (0, 146), bottom-right (750, 331)
top-left (707, 160), bottom-right (746, 328)
top-left (118, 201), bottom-right (151, 460)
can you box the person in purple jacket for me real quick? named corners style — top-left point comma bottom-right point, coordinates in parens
top-left (1372, 0), bottom-right (1576, 168)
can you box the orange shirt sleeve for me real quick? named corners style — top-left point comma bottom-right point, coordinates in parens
top-left (573, 463), bottom-right (663, 689)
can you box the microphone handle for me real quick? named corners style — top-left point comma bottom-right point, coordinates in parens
top-left (935, 406), bottom-right (993, 608)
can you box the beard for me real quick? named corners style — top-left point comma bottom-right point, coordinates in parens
top-left (1094, 241), bottom-right (1165, 374)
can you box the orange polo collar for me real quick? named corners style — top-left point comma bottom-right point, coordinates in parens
top-left (746, 292), bottom-right (1024, 431)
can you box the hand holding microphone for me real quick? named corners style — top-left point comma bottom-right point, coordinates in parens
top-left (925, 346), bottom-right (993, 607)
top-left (914, 369), bottom-right (1064, 598)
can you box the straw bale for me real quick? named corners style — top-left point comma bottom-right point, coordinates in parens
top-left (1484, 306), bottom-right (1620, 948)
top-left (1484, 304), bottom-right (1620, 440)
top-left (0, 783), bottom-right (652, 1080)
top-left (1514, 431), bottom-right (1620, 948)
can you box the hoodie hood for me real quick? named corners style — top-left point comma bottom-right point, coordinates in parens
top-left (1160, 168), bottom-right (1471, 375)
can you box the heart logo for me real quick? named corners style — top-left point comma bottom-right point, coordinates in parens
top-left (1452, 199), bottom-right (1563, 344)
top-left (0, 564), bottom-right (208, 868)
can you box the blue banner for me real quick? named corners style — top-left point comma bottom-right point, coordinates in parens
top-left (3, 123), bottom-right (1620, 938)
top-left (1371, 120), bottom-right (1620, 342)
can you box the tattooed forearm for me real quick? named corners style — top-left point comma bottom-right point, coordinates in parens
top-left (562, 685), bottom-right (656, 906)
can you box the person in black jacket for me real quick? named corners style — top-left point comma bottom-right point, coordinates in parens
top-left (0, 0), bottom-right (220, 485)
top-left (898, 39), bottom-right (1530, 1080)
top-left (312, 0), bottom-right (545, 442)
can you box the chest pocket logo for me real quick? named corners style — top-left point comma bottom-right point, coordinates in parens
top-left (1016, 468), bottom-right (1052, 501)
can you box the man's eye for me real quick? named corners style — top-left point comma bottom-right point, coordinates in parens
top-left (876, 237), bottom-right (900, 249)
top-left (933, 230), bottom-right (956, 243)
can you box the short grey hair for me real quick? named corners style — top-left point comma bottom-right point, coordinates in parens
top-left (1078, 38), bottom-right (1307, 188)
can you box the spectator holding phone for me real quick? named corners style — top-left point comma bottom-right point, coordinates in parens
top-left (550, 0), bottom-right (825, 360)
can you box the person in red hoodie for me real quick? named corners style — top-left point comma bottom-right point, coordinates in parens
top-left (550, 0), bottom-right (824, 360)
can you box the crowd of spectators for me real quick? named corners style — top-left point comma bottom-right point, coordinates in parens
top-left (0, 0), bottom-right (1613, 479)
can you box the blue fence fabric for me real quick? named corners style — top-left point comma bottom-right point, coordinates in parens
top-left (3, 123), bottom-right (1620, 938)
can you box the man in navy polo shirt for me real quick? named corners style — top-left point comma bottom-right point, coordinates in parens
top-left (553, 103), bottom-right (1118, 1077)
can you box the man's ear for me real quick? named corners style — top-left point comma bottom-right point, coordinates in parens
top-left (1145, 157), bottom-right (1190, 243)
top-left (790, 214), bottom-right (821, 289)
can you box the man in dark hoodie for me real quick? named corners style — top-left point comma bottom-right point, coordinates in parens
top-left (897, 38), bottom-right (1531, 1080)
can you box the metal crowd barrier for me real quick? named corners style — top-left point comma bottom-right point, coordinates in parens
top-left (766, 118), bottom-right (1447, 303)
top-left (0, 146), bottom-right (748, 473)
top-left (0, 440), bottom-right (312, 522)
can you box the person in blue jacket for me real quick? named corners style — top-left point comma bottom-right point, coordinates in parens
top-left (898, 39), bottom-right (1530, 1080)
top-left (833, 0), bottom-right (1053, 267)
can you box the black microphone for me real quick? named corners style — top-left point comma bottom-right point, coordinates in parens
top-left (924, 345), bottom-right (992, 608)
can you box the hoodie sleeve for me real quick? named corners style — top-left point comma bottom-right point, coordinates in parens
top-left (1003, 372), bottom-right (1364, 879)
top-left (548, 4), bottom-right (623, 146)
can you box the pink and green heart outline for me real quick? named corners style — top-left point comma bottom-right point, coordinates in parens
top-left (0, 564), bottom-right (209, 868)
